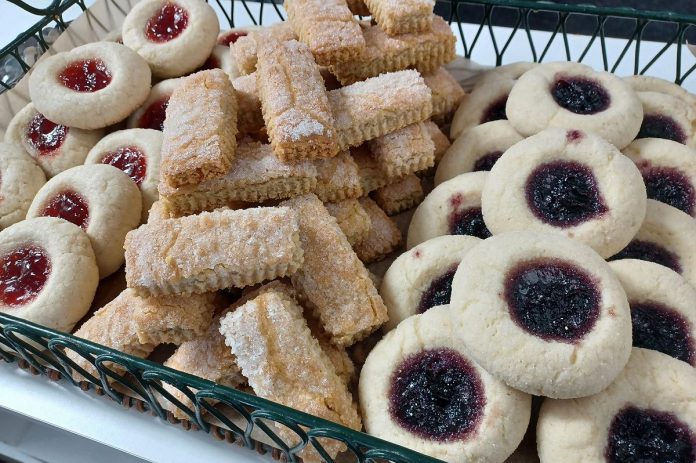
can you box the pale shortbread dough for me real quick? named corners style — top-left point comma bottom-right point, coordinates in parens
top-left (0, 143), bottom-right (46, 229)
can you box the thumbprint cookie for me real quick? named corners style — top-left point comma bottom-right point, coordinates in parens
top-left (0, 143), bottom-right (45, 229)
top-left (126, 78), bottom-right (181, 131)
top-left (634, 91), bottom-right (696, 147)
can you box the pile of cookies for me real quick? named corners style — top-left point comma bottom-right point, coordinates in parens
top-left (1, 0), bottom-right (696, 461)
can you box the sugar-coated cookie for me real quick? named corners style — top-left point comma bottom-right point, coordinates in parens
top-left (482, 128), bottom-right (646, 258)
top-left (449, 231), bottom-right (632, 398)
top-left (0, 143), bottom-right (46, 229)
top-left (126, 78), bottom-right (181, 131)
top-left (635, 91), bottom-right (696, 147)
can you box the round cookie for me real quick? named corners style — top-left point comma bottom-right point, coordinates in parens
top-left (506, 62), bottom-right (643, 149)
top-left (0, 143), bottom-right (46, 229)
top-left (610, 259), bottom-right (696, 366)
top-left (126, 78), bottom-right (181, 131)
top-left (449, 231), bottom-right (633, 398)
top-left (102, 29), bottom-right (123, 43)
top-left (217, 26), bottom-right (261, 46)
top-left (27, 164), bottom-right (142, 278)
top-left (122, 0), bottom-right (219, 78)
top-left (200, 44), bottom-right (240, 79)
top-left (360, 306), bottom-right (531, 463)
top-left (537, 348), bottom-right (696, 462)
top-left (407, 172), bottom-right (490, 249)
top-left (4, 102), bottom-right (103, 177)
top-left (622, 138), bottom-right (696, 216)
top-left (85, 128), bottom-right (162, 223)
top-left (381, 235), bottom-right (482, 331)
top-left (482, 128), bottom-right (646, 258)
top-left (635, 91), bottom-right (696, 147)
top-left (435, 120), bottom-right (523, 185)
top-left (0, 217), bottom-right (99, 332)
top-left (625, 74), bottom-right (696, 110)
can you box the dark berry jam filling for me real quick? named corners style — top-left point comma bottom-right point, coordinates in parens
top-left (137, 97), bottom-right (170, 131)
top-left (26, 112), bottom-right (67, 155)
top-left (145, 3), bottom-right (189, 43)
top-left (448, 207), bottom-right (491, 239)
top-left (551, 76), bottom-right (610, 114)
top-left (418, 266), bottom-right (457, 313)
top-left (637, 115), bottom-right (687, 145)
top-left (525, 160), bottom-right (607, 227)
top-left (481, 95), bottom-right (508, 124)
top-left (40, 190), bottom-right (89, 230)
top-left (473, 150), bottom-right (504, 172)
top-left (609, 240), bottom-right (682, 274)
top-left (218, 30), bottom-right (248, 46)
top-left (58, 59), bottom-right (112, 92)
top-left (630, 301), bottom-right (695, 365)
top-left (504, 258), bottom-right (600, 343)
top-left (389, 348), bottom-right (486, 441)
top-left (101, 146), bottom-right (147, 186)
top-left (0, 245), bottom-right (51, 307)
top-left (641, 167), bottom-right (695, 215)
top-left (606, 406), bottom-right (696, 463)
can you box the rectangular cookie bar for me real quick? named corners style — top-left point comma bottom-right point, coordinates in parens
top-left (124, 207), bottom-right (304, 297)
top-left (313, 151), bottom-right (363, 202)
top-left (372, 173), bottom-right (424, 215)
top-left (367, 122), bottom-right (435, 178)
top-left (230, 22), bottom-right (296, 75)
top-left (354, 197), bottom-right (402, 263)
top-left (425, 120), bottom-right (451, 163)
top-left (231, 73), bottom-right (265, 138)
top-left (423, 67), bottom-right (467, 121)
top-left (351, 145), bottom-right (391, 193)
top-left (325, 198), bottom-right (371, 246)
top-left (160, 69), bottom-right (238, 188)
top-left (363, 0), bottom-right (434, 36)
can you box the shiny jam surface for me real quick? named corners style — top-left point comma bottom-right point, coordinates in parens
top-left (609, 240), bottom-right (682, 274)
top-left (417, 266), bottom-right (457, 313)
top-left (138, 97), bottom-right (170, 131)
top-left (642, 167), bottom-right (695, 216)
top-left (26, 113), bottom-right (67, 155)
top-left (58, 59), bottom-right (112, 92)
top-left (40, 191), bottom-right (89, 230)
top-left (218, 30), bottom-right (248, 46)
top-left (637, 115), bottom-right (687, 144)
top-left (101, 146), bottom-right (147, 185)
top-left (145, 3), bottom-right (189, 43)
top-left (473, 151), bottom-right (504, 172)
top-left (448, 207), bottom-right (492, 239)
top-left (551, 76), bottom-right (610, 114)
top-left (0, 245), bottom-right (50, 307)
top-left (630, 301), bottom-right (695, 365)
top-left (481, 95), bottom-right (508, 123)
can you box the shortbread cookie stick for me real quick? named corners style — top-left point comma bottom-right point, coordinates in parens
top-left (354, 197), bottom-right (402, 263)
top-left (230, 22), bottom-right (296, 75)
top-left (325, 198), bottom-right (372, 246)
top-left (313, 151), bottom-right (363, 202)
top-left (330, 16), bottom-right (456, 85)
top-left (256, 40), bottom-right (339, 162)
top-left (285, 0), bottom-right (366, 66)
top-left (329, 70), bottom-right (433, 150)
top-left (231, 74), bottom-right (264, 138)
top-left (424, 120), bottom-right (451, 163)
top-left (160, 69), bottom-right (237, 188)
top-left (367, 122), bottom-right (435, 178)
top-left (423, 67), bottom-right (467, 121)
top-left (372, 174), bottom-right (424, 215)
top-left (352, 145), bottom-right (391, 193)
top-left (281, 194), bottom-right (388, 346)
top-left (124, 207), bottom-right (304, 297)
top-left (346, 0), bottom-right (370, 16)
top-left (364, 0), bottom-right (434, 35)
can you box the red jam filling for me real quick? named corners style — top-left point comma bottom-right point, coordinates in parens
top-left (198, 55), bottom-right (221, 71)
top-left (26, 113), bottom-right (68, 155)
top-left (101, 146), bottom-right (147, 186)
top-left (40, 191), bottom-right (89, 230)
top-left (137, 97), bottom-right (170, 131)
top-left (145, 3), bottom-right (189, 43)
top-left (58, 59), bottom-right (112, 92)
top-left (218, 30), bottom-right (248, 46)
top-left (0, 245), bottom-right (51, 307)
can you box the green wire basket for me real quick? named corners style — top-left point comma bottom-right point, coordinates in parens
top-left (1, 1), bottom-right (696, 462)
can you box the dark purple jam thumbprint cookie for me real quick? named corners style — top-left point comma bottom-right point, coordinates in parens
top-left (506, 62), bottom-right (643, 149)
top-left (538, 348), bottom-right (696, 463)
top-left (407, 172), bottom-right (491, 249)
top-left (360, 307), bottom-right (531, 462)
top-left (635, 92), bottom-right (696, 147)
top-left (449, 231), bottom-right (632, 398)
top-left (381, 235), bottom-right (482, 331)
top-left (625, 75), bottom-right (696, 111)
top-left (482, 128), bottom-right (646, 258)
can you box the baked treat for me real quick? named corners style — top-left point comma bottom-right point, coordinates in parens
top-left (537, 348), bottom-right (696, 462)
top-left (101, 29), bottom-right (123, 43)
top-left (85, 128), bottom-right (162, 223)
top-left (625, 74), bottom-right (696, 108)
top-left (360, 306), bottom-right (531, 462)
top-left (449, 231), bottom-right (633, 398)
top-left (256, 40), bottom-right (339, 161)
top-left (146, 200), bottom-right (169, 223)
top-left (27, 164), bottom-right (142, 278)
top-left (424, 120), bottom-right (450, 163)
top-left (373, 174), bottom-right (424, 216)
top-left (363, 0), bottom-right (434, 35)
top-left (29, 42), bottom-right (151, 130)
top-left (4, 102), bottom-right (102, 178)
top-left (635, 91), bottom-right (696, 147)
top-left (407, 171), bottom-right (490, 249)
top-left (160, 69), bottom-right (237, 189)
top-left (126, 78), bottom-right (181, 131)
top-left (346, 0), bottom-right (370, 16)
top-left (368, 122), bottom-right (435, 178)
top-left (231, 73), bottom-right (265, 138)
top-left (352, 146), bottom-right (391, 193)
top-left (313, 151), bottom-right (363, 202)
top-left (610, 259), bottom-right (696, 366)
top-left (381, 235), bottom-right (481, 331)
top-left (285, 0), bottom-right (366, 66)
top-left (121, 0), bottom-right (219, 78)
top-left (0, 217), bottom-right (98, 332)
top-left (435, 120), bottom-right (523, 185)
top-left (199, 44), bottom-right (239, 79)
top-left (329, 16), bottom-right (455, 85)
top-left (354, 197), bottom-right (402, 263)
top-left (622, 138), bottom-right (696, 216)
top-left (281, 194), bottom-right (388, 346)
top-left (0, 143), bottom-right (46, 229)
top-left (482, 128), bottom-right (647, 258)
top-left (506, 62), bottom-right (643, 149)
top-left (230, 22), bottom-right (296, 76)
top-left (325, 198), bottom-right (371, 246)
top-left (423, 67), bottom-right (466, 122)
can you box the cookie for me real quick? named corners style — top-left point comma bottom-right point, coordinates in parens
top-left (217, 27), bottom-right (259, 46)
top-left (372, 173), bottom-right (424, 216)
top-left (449, 231), bottom-right (633, 398)
top-left (199, 44), bottom-right (239, 79)
top-left (363, 0), bottom-right (434, 35)
top-left (625, 74), bottom-right (696, 109)
top-left (506, 62), bottom-right (643, 149)
top-left (29, 42), bottom-right (151, 130)
top-left (354, 197), bottom-right (402, 264)
top-left (0, 143), bottom-right (46, 229)
top-left (424, 120), bottom-right (451, 163)
top-left (360, 306), bottom-right (531, 462)
top-left (367, 122), bottom-right (435, 178)
top-left (27, 164), bottom-right (142, 278)
top-left (230, 22), bottom-right (296, 76)
top-left (635, 91), bottom-right (696, 147)
top-left (231, 73), bottom-right (265, 138)
top-left (4, 102), bottom-right (103, 178)
top-left (482, 128), bottom-right (646, 258)
top-left (313, 151), bottom-right (363, 202)
top-left (0, 217), bottom-right (98, 332)
top-left (126, 78), bottom-right (181, 131)
top-left (423, 67), bottom-right (466, 123)
top-left (325, 198), bottom-right (371, 246)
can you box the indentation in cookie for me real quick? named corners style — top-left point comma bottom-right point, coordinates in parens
top-left (40, 191), bottom-right (89, 230)
top-left (146, 3), bottom-right (189, 43)
top-left (481, 95), bottom-right (508, 124)
top-left (525, 160), bottom-right (607, 227)
top-left (137, 97), bottom-right (170, 131)
top-left (641, 167), bottom-right (695, 215)
top-left (630, 301), bottom-right (695, 365)
top-left (609, 240), bottom-right (682, 274)
top-left (101, 146), bottom-right (147, 186)
top-left (418, 266), bottom-right (457, 313)
top-left (551, 76), bottom-right (610, 115)
top-left (447, 205), bottom-right (491, 239)
top-left (637, 115), bottom-right (687, 144)
top-left (473, 151), bottom-right (504, 172)
top-left (504, 258), bottom-right (600, 343)
top-left (389, 348), bottom-right (486, 441)
top-left (218, 30), bottom-right (248, 46)
top-left (0, 245), bottom-right (51, 307)
top-left (27, 112), bottom-right (68, 155)
top-left (606, 406), bottom-right (696, 462)
top-left (58, 59), bottom-right (112, 92)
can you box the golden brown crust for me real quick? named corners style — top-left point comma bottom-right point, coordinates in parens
top-left (305, 314), bottom-right (356, 385)
top-left (230, 23), bottom-right (296, 75)
top-left (146, 200), bottom-right (171, 223)
top-left (423, 67), bottom-right (467, 120)
top-left (313, 151), bottom-right (363, 202)
top-left (367, 122), bottom-right (435, 178)
top-left (372, 173), bottom-right (424, 215)
top-left (231, 73), bottom-right (265, 138)
top-left (354, 197), bottom-right (402, 263)
top-left (325, 198), bottom-right (372, 246)
top-left (363, 0), bottom-right (434, 35)
top-left (424, 120), bottom-right (451, 163)
top-left (352, 146), bottom-right (391, 193)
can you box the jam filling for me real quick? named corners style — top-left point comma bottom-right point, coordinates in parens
top-left (642, 167), bottom-right (695, 216)
top-left (137, 97), bottom-right (170, 131)
top-left (217, 30), bottom-right (248, 46)
top-left (0, 245), bottom-right (51, 307)
top-left (525, 160), bottom-right (607, 227)
top-left (145, 3), bottom-right (189, 43)
top-left (504, 258), bottom-right (600, 343)
top-left (606, 406), bottom-right (696, 462)
top-left (637, 115), bottom-right (687, 144)
top-left (58, 59), bottom-right (112, 92)
top-left (26, 112), bottom-right (67, 155)
top-left (101, 146), bottom-right (147, 186)
top-left (609, 240), bottom-right (682, 274)
top-left (480, 95), bottom-right (508, 123)
top-left (630, 301), bottom-right (695, 365)
top-left (448, 206), bottom-right (491, 240)
top-left (473, 150), bottom-right (504, 172)
top-left (551, 76), bottom-right (610, 114)
top-left (389, 348), bottom-right (486, 441)
top-left (40, 191), bottom-right (89, 230)
top-left (417, 266), bottom-right (457, 313)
